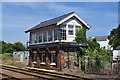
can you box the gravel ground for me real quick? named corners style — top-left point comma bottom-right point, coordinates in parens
top-left (57, 70), bottom-right (120, 79)
top-left (0, 68), bottom-right (40, 79)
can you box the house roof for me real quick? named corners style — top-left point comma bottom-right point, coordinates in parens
top-left (87, 36), bottom-right (108, 41)
top-left (115, 46), bottom-right (120, 50)
top-left (25, 12), bottom-right (91, 33)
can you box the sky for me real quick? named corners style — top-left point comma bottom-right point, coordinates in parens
top-left (1, 2), bottom-right (118, 45)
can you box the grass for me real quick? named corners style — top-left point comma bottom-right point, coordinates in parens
top-left (0, 53), bottom-right (27, 68)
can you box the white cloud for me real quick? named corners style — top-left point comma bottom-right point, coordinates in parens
top-left (46, 3), bottom-right (85, 14)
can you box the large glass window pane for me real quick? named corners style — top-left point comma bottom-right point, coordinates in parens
top-left (60, 25), bottom-right (66, 40)
top-left (38, 33), bottom-right (42, 43)
top-left (31, 34), bottom-right (34, 43)
top-left (36, 33), bottom-right (39, 43)
top-left (54, 29), bottom-right (58, 41)
top-left (43, 32), bottom-right (47, 42)
top-left (48, 30), bottom-right (53, 41)
top-left (31, 33), bottom-right (37, 43)
top-left (68, 25), bottom-right (74, 35)
top-left (34, 33), bottom-right (37, 43)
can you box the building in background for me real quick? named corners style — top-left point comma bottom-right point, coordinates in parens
top-left (13, 51), bottom-right (29, 65)
top-left (113, 46), bottom-right (120, 62)
top-left (25, 12), bottom-right (91, 70)
top-left (87, 36), bottom-right (112, 50)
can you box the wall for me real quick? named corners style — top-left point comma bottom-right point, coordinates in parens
top-left (113, 50), bottom-right (120, 60)
top-left (97, 39), bottom-right (112, 50)
top-left (64, 51), bottom-right (77, 70)
top-left (62, 17), bottom-right (83, 42)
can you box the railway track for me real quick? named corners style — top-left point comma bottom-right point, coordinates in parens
top-left (1, 65), bottom-right (56, 80)
top-left (0, 73), bottom-right (21, 80)
top-left (1, 65), bottom-right (83, 80)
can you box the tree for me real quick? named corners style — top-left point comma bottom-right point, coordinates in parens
top-left (87, 38), bottom-right (100, 51)
top-left (13, 42), bottom-right (26, 51)
top-left (75, 27), bottom-right (87, 70)
top-left (1, 41), bottom-right (26, 54)
top-left (108, 24), bottom-right (120, 49)
top-left (1, 41), bottom-right (7, 54)
top-left (75, 27), bottom-right (87, 44)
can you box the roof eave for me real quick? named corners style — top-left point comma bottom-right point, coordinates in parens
top-left (25, 23), bottom-right (57, 33)
top-left (57, 13), bottom-right (91, 29)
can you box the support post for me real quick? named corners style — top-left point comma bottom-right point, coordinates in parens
top-left (85, 56), bottom-right (88, 73)
top-left (79, 56), bottom-right (81, 70)
top-left (110, 56), bottom-right (113, 75)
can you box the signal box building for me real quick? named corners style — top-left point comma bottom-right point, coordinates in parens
top-left (25, 12), bottom-right (91, 70)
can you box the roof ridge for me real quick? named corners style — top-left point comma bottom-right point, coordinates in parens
top-left (40, 12), bottom-right (75, 23)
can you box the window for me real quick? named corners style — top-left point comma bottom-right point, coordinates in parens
top-left (34, 33), bottom-right (37, 43)
top-left (31, 33), bottom-right (35, 43)
top-left (60, 25), bottom-right (66, 40)
top-left (36, 33), bottom-right (39, 43)
top-left (42, 54), bottom-right (45, 62)
top-left (75, 26), bottom-right (81, 33)
top-left (43, 31), bottom-right (47, 42)
top-left (54, 29), bottom-right (58, 41)
top-left (38, 33), bottom-right (42, 43)
top-left (68, 25), bottom-right (74, 35)
top-left (33, 53), bottom-right (37, 61)
top-left (51, 54), bottom-right (55, 63)
top-left (48, 30), bottom-right (53, 41)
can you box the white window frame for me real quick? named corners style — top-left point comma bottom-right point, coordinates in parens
top-left (68, 25), bottom-right (74, 35)
top-left (41, 54), bottom-right (45, 64)
top-left (42, 54), bottom-right (45, 62)
top-left (60, 25), bottom-right (67, 40)
top-left (50, 54), bottom-right (56, 66)
top-left (51, 54), bottom-right (55, 63)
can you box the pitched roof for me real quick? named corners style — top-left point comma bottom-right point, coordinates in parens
top-left (25, 12), bottom-right (90, 33)
top-left (115, 46), bottom-right (120, 50)
top-left (87, 36), bottom-right (108, 41)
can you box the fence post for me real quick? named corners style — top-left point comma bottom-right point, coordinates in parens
top-left (110, 56), bottom-right (113, 75)
top-left (79, 56), bottom-right (81, 70)
top-left (85, 56), bottom-right (88, 73)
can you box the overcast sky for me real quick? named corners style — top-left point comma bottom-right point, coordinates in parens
top-left (1, 2), bottom-right (118, 44)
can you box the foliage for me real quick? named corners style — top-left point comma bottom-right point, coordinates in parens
top-left (75, 27), bottom-right (87, 44)
top-left (13, 42), bottom-right (26, 51)
top-left (1, 41), bottom-right (26, 54)
top-left (87, 38), bottom-right (100, 51)
top-left (75, 27), bottom-right (112, 73)
top-left (108, 24), bottom-right (120, 49)
top-left (0, 53), bottom-right (26, 68)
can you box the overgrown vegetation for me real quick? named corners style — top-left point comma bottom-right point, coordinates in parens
top-left (0, 53), bottom-right (27, 68)
top-left (0, 41), bottom-right (27, 68)
top-left (75, 26), bottom-right (112, 74)
top-left (108, 24), bottom-right (120, 49)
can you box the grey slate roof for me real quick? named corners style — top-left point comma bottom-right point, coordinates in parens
top-left (25, 12), bottom-right (75, 33)
top-left (115, 46), bottom-right (120, 50)
top-left (87, 36), bottom-right (108, 41)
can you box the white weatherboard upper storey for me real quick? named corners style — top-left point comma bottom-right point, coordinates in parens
top-left (57, 12), bottom-right (91, 29)
top-left (28, 12), bottom-right (91, 44)
top-left (61, 17), bottom-right (83, 42)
